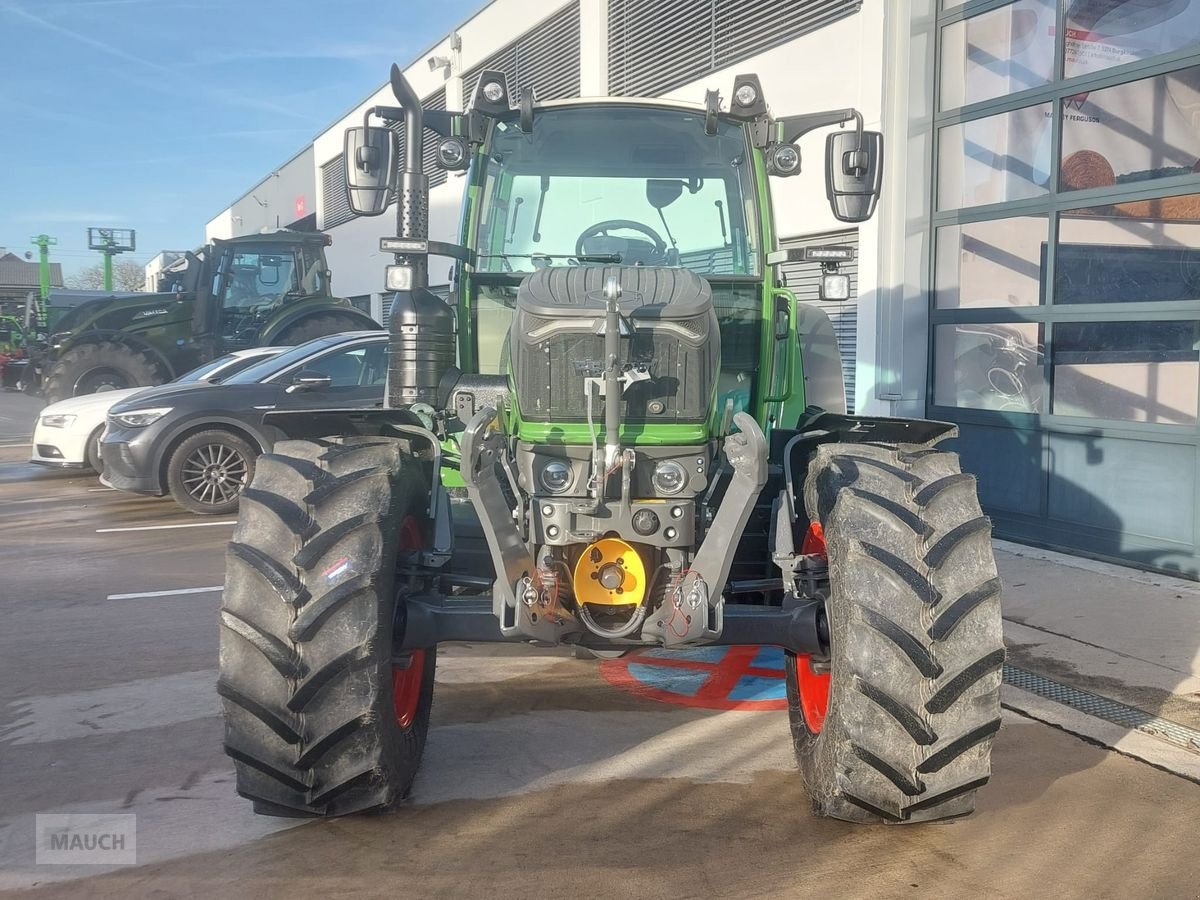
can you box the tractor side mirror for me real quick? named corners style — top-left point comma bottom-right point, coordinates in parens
top-left (286, 371), bottom-right (333, 394)
top-left (825, 130), bottom-right (883, 223)
top-left (344, 126), bottom-right (396, 217)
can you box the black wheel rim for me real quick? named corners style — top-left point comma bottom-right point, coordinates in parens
top-left (74, 367), bottom-right (130, 395)
top-left (181, 443), bottom-right (248, 506)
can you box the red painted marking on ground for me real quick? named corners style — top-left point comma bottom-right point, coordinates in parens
top-left (600, 646), bottom-right (788, 711)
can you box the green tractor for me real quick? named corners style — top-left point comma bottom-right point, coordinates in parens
top-left (37, 231), bottom-right (378, 404)
top-left (217, 66), bottom-right (1004, 824)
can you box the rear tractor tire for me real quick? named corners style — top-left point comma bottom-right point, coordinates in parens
top-left (43, 340), bottom-right (164, 404)
top-left (218, 435), bottom-right (437, 817)
top-left (274, 314), bottom-right (368, 345)
top-left (787, 441), bottom-right (1004, 824)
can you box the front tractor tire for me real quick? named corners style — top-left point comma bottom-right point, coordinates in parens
top-left (43, 340), bottom-right (164, 404)
top-left (218, 436), bottom-right (436, 817)
top-left (788, 442), bottom-right (1004, 824)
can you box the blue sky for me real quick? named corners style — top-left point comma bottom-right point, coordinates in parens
top-left (0, 0), bottom-right (478, 278)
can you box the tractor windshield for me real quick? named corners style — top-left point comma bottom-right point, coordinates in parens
top-left (474, 106), bottom-right (760, 276)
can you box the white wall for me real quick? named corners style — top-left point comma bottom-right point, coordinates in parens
top-left (205, 209), bottom-right (234, 242)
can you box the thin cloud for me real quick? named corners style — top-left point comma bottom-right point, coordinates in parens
top-left (186, 41), bottom-right (400, 67)
top-left (0, 3), bottom-right (312, 121)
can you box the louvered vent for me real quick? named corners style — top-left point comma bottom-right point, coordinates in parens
top-left (390, 87), bottom-right (448, 191)
top-left (320, 154), bottom-right (354, 230)
top-left (778, 229), bottom-right (859, 413)
top-left (462, 2), bottom-right (581, 103)
top-left (608, 0), bottom-right (861, 97)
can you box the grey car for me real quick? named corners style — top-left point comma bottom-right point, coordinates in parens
top-left (101, 331), bottom-right (386, 515)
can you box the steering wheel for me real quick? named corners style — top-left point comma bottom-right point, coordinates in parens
top-left (575, 219), bottom-right (668, 260)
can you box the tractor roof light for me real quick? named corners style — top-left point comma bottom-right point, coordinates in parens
top-left (473, 70), bottom-right (512, 114)
top-left (727, 74), bottom-right (767, 120)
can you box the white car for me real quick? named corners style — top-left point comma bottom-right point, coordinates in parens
top-left (31, 347), bottom-right (287, 472)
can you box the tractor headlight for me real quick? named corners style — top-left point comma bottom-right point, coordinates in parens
top-left (540, 460), bottom-right (572, 493)
top-left (653, 460), bottom-right (688, 495)
top-left (39, 413), bottom-right (76, 428)
top-left (111, 407), bottom-right (171, 428)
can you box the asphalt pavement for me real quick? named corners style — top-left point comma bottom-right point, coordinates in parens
top-left (1, 388), bottom-right (1198, 899)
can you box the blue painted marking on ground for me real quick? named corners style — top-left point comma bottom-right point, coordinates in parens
top-left (727, 674), bottom-right (789, 702)
top-left (626, 663), bottom-right (709, 697)
top-left (641, 646), bottom-right (729, 663)
top-left (750, 645), bottom-right (786, 670)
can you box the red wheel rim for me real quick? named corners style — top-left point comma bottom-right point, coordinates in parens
top-left (392, 515), bottom-right (427, 728)
top-left (392, 650), bottom-right (426, 728)
top-left (795, 653), bottom-right (830, 734)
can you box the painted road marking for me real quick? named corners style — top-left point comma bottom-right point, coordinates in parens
top-left (0, 670), bottom-right (221, 745)
top-left (87, 487), bottom-right (116, 492)
top-left (97, 520), bottom-right (237, 533)
top-left (601, 645), bottom-right (790, 710)
top-left (106, 586), bottom-right (223, 600)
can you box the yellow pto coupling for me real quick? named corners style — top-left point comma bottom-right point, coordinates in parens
top-left (572, 538), bottom-right (646, 607)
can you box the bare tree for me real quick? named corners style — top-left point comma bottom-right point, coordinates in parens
top-left (65, 259), bottom-right (145, 292)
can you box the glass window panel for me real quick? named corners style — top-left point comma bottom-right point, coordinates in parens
top-left (1064, 0), bottom-right (1200, 79)
top-left (1057, 192), bottom-right (1200, 303)
top-left (940, 0), bottom-right (1057, 109)
top-left (934, 322), bottom-right (1045, 411)
top-left (1061, 65), bottom-right (1200, 192)
top-left (936, 215), bottom-right (1048, 308)
top-left (1052, 320), bottom-right (1200, 423)
top-left (938, 103), bottom-right (1053, 209)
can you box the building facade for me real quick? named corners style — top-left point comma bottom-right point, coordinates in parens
top-left (207, 0), bottom-right (1200, 578)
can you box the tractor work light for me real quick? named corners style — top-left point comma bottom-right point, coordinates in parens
top-left (380, 238), bottom-right (428, 254)
top-left (436, 136), bottom-right (469, 171)
top-left (734, 83), bottom-right (758, 108)
top-left (821, 272), bottom-right (851, 301)
top-left (766, 143), bottom-right (801, 177)
top-left (473, 70), bottom-right (512, 114)
top-left (727, 74), bottom-right (767, 119)
top-left (385, 265), bottom-right (414, 291)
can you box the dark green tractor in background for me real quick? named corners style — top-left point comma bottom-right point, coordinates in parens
top-left (216, 66), bottom-right (1005, 825)
top-left (37, 230), bottom-right (378, 404)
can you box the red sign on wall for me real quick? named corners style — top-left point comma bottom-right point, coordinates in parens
top-left (294, 196), bottom-right (307, 218)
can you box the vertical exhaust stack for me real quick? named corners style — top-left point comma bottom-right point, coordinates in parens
top-left (385, 64), bottom-right (455, 410)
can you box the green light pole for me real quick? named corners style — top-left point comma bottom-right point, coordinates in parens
top-left (29, 234), bottom-right (57, 328)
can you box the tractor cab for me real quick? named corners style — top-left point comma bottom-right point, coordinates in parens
top-left (196, 233), bottom-right (334, 350)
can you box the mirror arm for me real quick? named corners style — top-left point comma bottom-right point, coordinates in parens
top-left (777, 108), bottom-right (863, 149)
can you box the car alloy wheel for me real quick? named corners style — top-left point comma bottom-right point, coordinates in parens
top-left (180, 442), bottom-right (249, 507)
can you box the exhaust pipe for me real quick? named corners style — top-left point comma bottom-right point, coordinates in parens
top-left (389, 64), bottom-right (429, 291)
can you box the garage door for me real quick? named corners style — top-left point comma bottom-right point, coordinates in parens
top-left (778, 230), bottom-right (858, 413)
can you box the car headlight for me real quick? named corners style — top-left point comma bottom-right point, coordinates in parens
top-left (39, 413), bottom-right (76, 428)
top-left (111, 407), bottom-right (172, 428)
top-left (539, 460), bottom-right (572, 493)
top-left (653, 460), bottom-right (688, 495)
